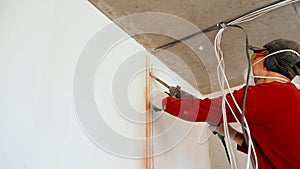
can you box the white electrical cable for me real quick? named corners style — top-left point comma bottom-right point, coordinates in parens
top-left (252, 75), bottom-right (290, 82)
top-left (292, 77), bottom-right (300, 89)
top-left (211, 1), bottom-right (300, 168)
top-left (217, 60), bottom-right (258, 169)
top-left (253, 49), bottom-right (300, 66)
top-left (224, 49), bottom-right (300, 168)
top-left (214, 27), bottom-right (259, 169)
top-left (228, 0), bottom-right (299, 25)
top-left (230, 0), bottom-right (299, 25)
top-left (214, 28), bottom-right (238, 169)
top-left (214, 43), bottom-right (300, 169)
top-left (215, 28), bottom-right (257, 169)
top-left (218, 66), bottom-right (258, 169)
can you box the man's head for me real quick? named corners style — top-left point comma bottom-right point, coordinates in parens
top-left (250, 39), bottom-right (300, 81)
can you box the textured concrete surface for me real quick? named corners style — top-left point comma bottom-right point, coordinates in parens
top-left (89, 0), bottom-right (300, 94)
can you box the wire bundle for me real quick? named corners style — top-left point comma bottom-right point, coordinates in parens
top-left (212, 1), bottom-right (300, 168)
top-left (152, 0), bottom-right (300, 52)
top-left (214, 25), bottom-right (258, 169)
top-left (228, 0), bottom-right (299, 25)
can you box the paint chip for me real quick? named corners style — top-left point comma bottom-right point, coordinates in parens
top-left (198, 46), bottom-right (204, 50)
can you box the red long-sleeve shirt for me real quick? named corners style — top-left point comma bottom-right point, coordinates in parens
top-left (162, 81), bottom-right (300, 169)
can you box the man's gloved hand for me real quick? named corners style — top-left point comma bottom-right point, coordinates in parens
top-left (168, 86), bottom-right (181, 98)
top-left (168, 86), bottom-right (195, 98)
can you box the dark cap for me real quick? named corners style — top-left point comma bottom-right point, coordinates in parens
top-left (250, 39), bottom-right (300, 80)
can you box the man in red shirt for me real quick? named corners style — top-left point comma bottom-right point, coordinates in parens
top-left (155, 39), bottom-right (300, 168)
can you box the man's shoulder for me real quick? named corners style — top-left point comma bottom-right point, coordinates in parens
top-left (247, 81), bottom-right (299, 94)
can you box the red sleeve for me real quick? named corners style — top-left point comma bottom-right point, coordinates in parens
top-left (162, 87), bottom-right (245, 124)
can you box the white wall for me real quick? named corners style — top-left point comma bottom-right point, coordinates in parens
top-left (0, 0), bottom-right (215, 169)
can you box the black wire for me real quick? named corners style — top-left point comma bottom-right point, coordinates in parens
top-left (152, 0), bottom-right (291, 52)
top-left (152, 25), bottom-right (219, 52)
top-left (219, 134), bottom-right (231, 163)
top-left (227, 25), bottom-right (255, 168)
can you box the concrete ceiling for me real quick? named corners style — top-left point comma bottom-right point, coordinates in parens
top-left (89, 0), bottom-right (300, 94)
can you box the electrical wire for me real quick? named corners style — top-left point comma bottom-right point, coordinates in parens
top-left (214, 27), bottom-right (238, 169)
top-left (213, 25), bottom-right (258, 169)
top-left (152, 0), bottom-right (299, 52)
top-left (214, 27), bottom-right (257, 169)
top-left (219, 66), bottom-right (258, 169)
top-left (228, 0), bottom-right (299, 25)
top-left (212, 26), bottom-right (300, 169)
top-left (151, 26), bottom-right (219, 53)
top-left (230, 25), bottom-right (256, 169)
top-left (252, 75), bottom-right (290, 82)
top-left (208, 1), bottom-right (300, 167)
top-left (253, 49), bottom-right (300, 66)
top-left (217, 61), bottom-right (258, 169)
